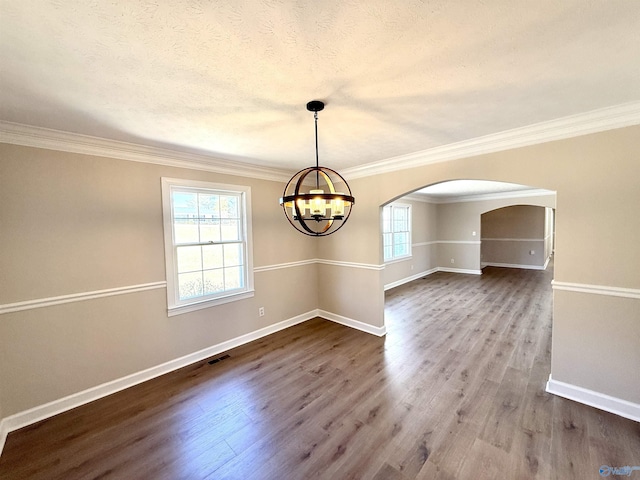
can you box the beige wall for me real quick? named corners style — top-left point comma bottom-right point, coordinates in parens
top-left (318, 263), bottom-right (385, 328)
top-left (482, 205), bottom-right (545, 238)
top-left (1, 123), bottom-right (639, 422)
top-left (553, 291), bottom-right (640, 402)
top-left (481, 205), bottom-right (547, 267)
top-left (0, 143), bottom-right (318, 416)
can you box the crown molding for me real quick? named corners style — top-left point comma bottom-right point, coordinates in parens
top-left (0, 121), bottom-right (292, 182)
top-left (342, 101), bottom-right (640, 180)
top-left (2, 101), bottom-right (639, 182)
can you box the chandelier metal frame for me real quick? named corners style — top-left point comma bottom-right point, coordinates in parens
top-left (279, 101), bottom-right (355, 236)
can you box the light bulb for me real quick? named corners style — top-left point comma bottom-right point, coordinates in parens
top-left (310, 189), bottom-right (325, 216)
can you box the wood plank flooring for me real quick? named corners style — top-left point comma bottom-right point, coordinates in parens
top-left (1, 264), bottom-right (639, 479)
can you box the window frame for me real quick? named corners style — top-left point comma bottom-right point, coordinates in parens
top-left (161, 177), bottom-right (254, 316)
top-left (382, 202), bottom-right (412, 263)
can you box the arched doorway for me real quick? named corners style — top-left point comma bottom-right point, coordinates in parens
top-left (381, 180), bottom-right (556, 292)
top-left (480, 205), bottom-right (555, 271)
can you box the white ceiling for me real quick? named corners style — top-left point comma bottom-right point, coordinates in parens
top-left (415, 180), bottom-right (549, 201)
top-left (1, 1), bottom-right (639, 174)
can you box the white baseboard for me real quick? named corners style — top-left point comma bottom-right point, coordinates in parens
top-left (481, 262), bottom-right (546, 270)
top-left (384, 266), bottom-right (484, 291)
top-left (0, 308), bottom-right (387, 457)
top-left (318, 309), bottom-right (387, 337)
top-left (0, 419), bottom-right (8, 458)
top-left (546, 375), bottom-right (640, 422)
top-left (384, 268), bottom-right (438, 291)
top-left (437, 267), bottom-right (482, 275)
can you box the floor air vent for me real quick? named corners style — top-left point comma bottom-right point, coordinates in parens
top-left (208, 354), bottom-right (230, 365)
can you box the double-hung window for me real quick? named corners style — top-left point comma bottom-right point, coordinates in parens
top-left (382, 203), bottom-right (412, 262)
top-left (162, 178), bottom-right (254, 316)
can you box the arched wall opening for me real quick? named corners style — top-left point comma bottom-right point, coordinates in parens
top-left (380, 180), bottom-right (556, 293)
top-left (480, 205), bottom-right (555, 271)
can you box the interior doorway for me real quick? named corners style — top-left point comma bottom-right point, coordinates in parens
top-left (480, 205), bottom-right (555, 271)
top-left (381, 180), bottom-right (557, 293)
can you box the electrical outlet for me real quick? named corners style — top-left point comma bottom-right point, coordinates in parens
top-left (259, 307), bottom-right (265, 317)
top-left (530, 250), bottom-right (535, 255)
top-left (450, 258), bottom-right (455, 264)
top-left (410, 264), bottom-right (414, 270)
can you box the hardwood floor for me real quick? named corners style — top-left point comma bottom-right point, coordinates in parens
top-left (1, 265), bottom-right (638, 479)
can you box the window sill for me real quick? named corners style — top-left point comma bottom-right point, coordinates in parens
top-left (168, 289), bottom-right (255, 317)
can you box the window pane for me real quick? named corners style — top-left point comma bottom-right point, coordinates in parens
top-left (178, 272), bottom-right (203, 300)
top-left (393, 232), bottom-right (406, 245)
top-left (220, 195), bottom-right (239, 218)
top-left (202, 244), bottom-right (223, 269)
top-left (177, 246), bottom-right (202, 273)
top-left (394, 221), bottom-right (404, 232)
top-left (198, 193), bottom-right (219, 216)
top-left (203, 269), bottom-right (224, 295)
top-left (199, 219), bottom-right (220, 243)
top-left (384, 246), bottom-right (392, 261)
top-left (223, 243), bottom-right (242, 267)
top-left (221, 219), bottom-right (240, 242)
top-left (173, 192), bottom-right (199, 243)
top-left (174, 221), bottom-right (198, 244)
top-left (383, 206), bottom-right (391, 232)
top-left (225, 266), bottom-right (243, 290)
top-left (173, 192), bottom-right (197, 217)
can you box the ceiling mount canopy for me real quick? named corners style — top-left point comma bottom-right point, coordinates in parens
top-left (279, 101), bottom-right (355, 236)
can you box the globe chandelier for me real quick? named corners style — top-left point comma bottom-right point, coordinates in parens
top-left (279, 101), bottom-right (355, 236)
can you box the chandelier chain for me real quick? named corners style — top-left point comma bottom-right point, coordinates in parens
top-left (314, 111), bottom-right (319, 188)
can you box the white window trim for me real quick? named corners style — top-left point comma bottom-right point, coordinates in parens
top-left (161, 177), bottom-right (254, 317)
top-left (383, 202), bottom-right (412, 263)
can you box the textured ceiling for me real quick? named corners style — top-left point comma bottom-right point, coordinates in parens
top-left (1, 1), bottom-right (639, 173)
